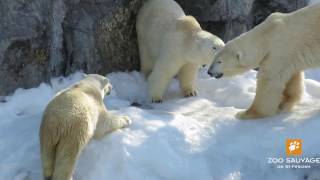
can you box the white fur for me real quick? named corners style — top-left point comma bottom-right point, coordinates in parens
top-left (40, 74), bottom-right (131, 180)
top-left (137, 0), bottom-right (225, 102)
top-left (208, 4), bottom-right (320, 119)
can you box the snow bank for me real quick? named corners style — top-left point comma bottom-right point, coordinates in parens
top-left (1, 69), bottom-right (320, 180)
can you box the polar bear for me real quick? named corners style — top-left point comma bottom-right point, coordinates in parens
top-left (136, 0), bottom-right (225, 103)
top-left (208, 4), bottom-right (320, 119)
top-left (40, 74), bottom-right (131, 180)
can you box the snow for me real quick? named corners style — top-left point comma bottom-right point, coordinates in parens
top-left (1, 68), bottom-right (320, 180)
top-left (309, 0), bottom-right (320, 4)
top-left (2, 2), bottom-right (320, 179)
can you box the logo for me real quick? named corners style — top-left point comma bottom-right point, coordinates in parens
top-left (268, 138), bottom-right (320, 169)
top-left (286, 139), bottom-right (302, 156)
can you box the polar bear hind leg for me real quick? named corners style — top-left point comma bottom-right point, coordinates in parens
top-left (52, 134), bottom-right (90, 180)
top-left (279, 71), bottom-right (304, 112)
top-left (178, 63), bottom-right (199, 97)
top-left (40, 137), bottom-right (56, 180)
top-left (237, 72), bottom-right (287, 119)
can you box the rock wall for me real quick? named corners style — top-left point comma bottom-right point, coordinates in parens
top-left (0, 0), bottom-right (307, 95)
top-left (176, 0), bottom-right (307, 41)
top-left (0, 0), bottom-right (144, 96)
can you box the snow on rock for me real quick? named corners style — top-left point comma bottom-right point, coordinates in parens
top-left (1, 69), bottom-right (320, 180)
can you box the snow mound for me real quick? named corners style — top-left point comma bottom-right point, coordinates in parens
top-left (1, 69), bottom-right (320, 180)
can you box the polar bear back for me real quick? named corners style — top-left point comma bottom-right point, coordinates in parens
top-left (260, 4), bottom-right (320, 70)
top-left (43, 78), bottom-right (104, 136)
top-left (137, 0), bottom-right (186, 62)
top-left (137, 0), bottom-right (185, 26)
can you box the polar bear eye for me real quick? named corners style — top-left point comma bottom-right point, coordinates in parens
top-left (217, 61), bottom-right (222, 64)
top-left (212, 47), bottom-right (217, 50)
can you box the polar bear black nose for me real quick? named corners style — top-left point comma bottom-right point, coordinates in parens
top-left (214, 73), bottom-right (223, 79)
top-left (207, 71), bottom-right (223, 79)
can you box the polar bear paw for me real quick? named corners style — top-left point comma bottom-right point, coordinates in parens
top-left (183, 89), bottom-right (197, 97)
top-left (120, 116), bottom-right (132, 128)
top-left (236, 109), bottom-right (261, 120)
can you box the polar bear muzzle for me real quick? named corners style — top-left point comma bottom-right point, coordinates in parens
top-left (207, 60), bottom-right (224, 79)
top-left (207, 71), bottom-right (223, 79)
top-left (104, 83), bottom-right (112, 96)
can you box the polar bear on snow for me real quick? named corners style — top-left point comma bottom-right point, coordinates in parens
top-left (40, 74), bottom-right (131, 180)
top-left (208, 4), bottom-right (320, 119)
top-left (137, 0), bottom-right (225, 103)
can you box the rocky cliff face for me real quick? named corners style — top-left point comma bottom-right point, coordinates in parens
top-left (0, 0), bottom-right (307, 96)
top-left (176, 0), bottom-right (307, 41)
top-left (0, 0), bottom-right (144, 96)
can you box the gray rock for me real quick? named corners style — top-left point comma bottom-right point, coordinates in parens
top-left (0, 0), bottom-right (308, 95)
top-left (176, 0), bottom-right (307, 41)
top-left (0, 0), bottom-right (144, 96)
top-left (63, 0), bottom-right (143, 75)
top-left (0, 0), bottom-right (51, 95)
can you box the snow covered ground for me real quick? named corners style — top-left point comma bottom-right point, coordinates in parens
top-left (2, 2), bottom-right (320, 179)
top-left (1, 68), bottom-right (320, 180)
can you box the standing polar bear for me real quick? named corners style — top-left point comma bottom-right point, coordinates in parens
top-left (137, 0), bottom-right (225, 103)
top-left (208, 4), bottom-right (320, 119)
top-left (40, 74), bottom-right (131, 180)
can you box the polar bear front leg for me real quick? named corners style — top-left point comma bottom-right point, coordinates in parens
top-left (178, 63), bottom-right (199, 97)
top-left (94, 111), bottom-right (131, 139)
top-left (237, 73), bottom-right (286, 119)
top-left (148, 60), bottom-right (182, 103)
top-left (139, 43), bottom-right (154, 77)
top-left (279, 71), bottom-right (304, 112)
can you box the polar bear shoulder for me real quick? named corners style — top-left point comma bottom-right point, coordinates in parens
top-left (177, 16), bottom-right (202, 33)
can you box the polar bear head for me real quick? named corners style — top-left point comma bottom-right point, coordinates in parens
top-left (177, 16), bottom-right (225, 65)
top-left (82, 74), bottom-right (113, 97)
top-left (196, 31), bottom-right (225, 65)
top-left (207, 13), bottom-right (284, 78)
top-left (206, 37), bottom-right (258, 78)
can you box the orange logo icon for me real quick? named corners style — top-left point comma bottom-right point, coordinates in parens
top-left (286, 139), bottom-right (302, 156)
